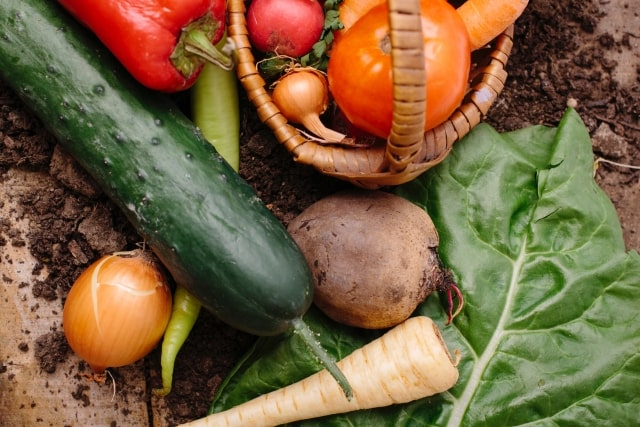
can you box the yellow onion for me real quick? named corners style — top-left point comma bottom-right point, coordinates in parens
top-left (63, 249), bottom-right (172, 376)
top-left (272, 67), bottom-right (346, 143)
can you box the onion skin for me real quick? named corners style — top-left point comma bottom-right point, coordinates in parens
top-left (272, 68), bottom-right (346, 143)
top-left (63, 249), bottom-right (173, 375)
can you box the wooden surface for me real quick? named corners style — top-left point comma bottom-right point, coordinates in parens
top-left (0, 169), bottom-right (179, 427)
top-left (0, 169), bottom-right (158, 427)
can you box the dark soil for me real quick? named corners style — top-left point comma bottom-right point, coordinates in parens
top-left (1, 0), bottom-right (638, 425)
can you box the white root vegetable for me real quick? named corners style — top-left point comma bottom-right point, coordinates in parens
top-left (179, 316), bottom-right (459, 427)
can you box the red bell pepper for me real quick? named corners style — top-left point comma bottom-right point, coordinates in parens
top-left (58, 0), bottom-right (233, 92)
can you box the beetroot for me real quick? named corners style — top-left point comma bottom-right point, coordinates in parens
top-left (247, 0), bottom-right (325, 57)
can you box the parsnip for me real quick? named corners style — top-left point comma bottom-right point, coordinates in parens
top-left (180, 316), bottom-right (459, 427)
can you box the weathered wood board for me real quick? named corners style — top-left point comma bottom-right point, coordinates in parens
top-left (1, 169), bottom-right (166, 427)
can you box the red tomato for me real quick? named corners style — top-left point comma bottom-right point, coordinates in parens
top-left (327, 0), bottom-right (471, 139)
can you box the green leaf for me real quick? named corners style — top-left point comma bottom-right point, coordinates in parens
top-left (299, 0), bottom-right (342, 71)
top-left (210, 109), bottom-right (640, 425)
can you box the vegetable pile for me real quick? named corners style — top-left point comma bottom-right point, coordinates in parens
top-left (14, 1), bottom-right (636, 427)
top-left (245, 0), bottom-right (529, 143)
top-left (0, 0), bottom-right (313, 338)
top-left (0, 0), bottom-right (350, 401)
top-left (208, 109), bottom-right (640, 426)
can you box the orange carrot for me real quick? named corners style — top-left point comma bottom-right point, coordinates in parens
top-left (335, 0), bottom-right (528, 51)
top-left (457, 0), bottom-right (529, 50)
top-left (179, 316), bottom-right (459, 427)
top-left (336, 0), bottom-right (381, 37)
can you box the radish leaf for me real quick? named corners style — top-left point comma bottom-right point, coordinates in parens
top-left (210, 108), bottom-right (640, 426)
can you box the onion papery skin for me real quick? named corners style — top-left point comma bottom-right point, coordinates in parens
top-left (272, 68), bottom-right (346, 143)
top-left (63, 250), bottom-right (173, 374)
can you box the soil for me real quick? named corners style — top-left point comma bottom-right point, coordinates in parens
top-left (1, 0), bottom-right (638, 425)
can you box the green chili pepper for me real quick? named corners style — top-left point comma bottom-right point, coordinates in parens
top-left (191, 54), bottom-right (240, 170)
top-left (153, 286), bottom-right (202, 396)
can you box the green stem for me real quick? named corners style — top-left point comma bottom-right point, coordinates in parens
top-left (184, 30), bottom-right (235, 71)
top-left (170, 13), bottom-right (235, 79)
top-left (291, 317), bottom-right (353, 400)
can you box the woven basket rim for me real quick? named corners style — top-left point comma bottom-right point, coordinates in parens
top-left (227, 0), bottom-right (514, 188)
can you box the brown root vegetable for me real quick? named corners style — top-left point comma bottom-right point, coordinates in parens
top-left (288, 190), bottom-right (459, 329)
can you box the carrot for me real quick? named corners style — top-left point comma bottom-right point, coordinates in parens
top-left (457, 0), bottom-right (529, 50)
top-left (336, 0), bottom-right (379, 35)
top-left (179, 316), bottom-right (459, 427)
top-left (335, 0), bottom-right (528, 51)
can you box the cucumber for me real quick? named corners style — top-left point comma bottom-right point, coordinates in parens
top-left (0, 0), bottom-right (313, 336)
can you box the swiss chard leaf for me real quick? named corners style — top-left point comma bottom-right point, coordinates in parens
top-left (210, 109), bottom-right (640, 426)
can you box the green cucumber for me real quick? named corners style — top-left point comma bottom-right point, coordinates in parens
top-left (0, 0), bottom-right (313, 336)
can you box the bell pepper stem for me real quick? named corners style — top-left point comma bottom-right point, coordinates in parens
top-left (184, 31), bottom-right (235, 71)
top-left (170, 13), bottom-right (235, 78)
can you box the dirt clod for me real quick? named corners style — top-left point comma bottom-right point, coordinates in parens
top-left (34, 332), bottom-right (69, 374)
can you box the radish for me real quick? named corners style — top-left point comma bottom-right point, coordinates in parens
top-left (247, 0), bottom-right (325, 57)
top-left (178, 316), bottom-right (459, 426)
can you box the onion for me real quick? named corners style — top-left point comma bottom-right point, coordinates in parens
top-left (272, 67), bottom-right (346, 143)
top-left (63, 249), bottom-right (172, 377)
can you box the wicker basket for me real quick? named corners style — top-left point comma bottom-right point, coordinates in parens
top-left (227, 0), bottom-right (514, 189)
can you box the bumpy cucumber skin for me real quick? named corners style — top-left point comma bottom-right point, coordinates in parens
top-left (0, 0), bottom-right (313, 336)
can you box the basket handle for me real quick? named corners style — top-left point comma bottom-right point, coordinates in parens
top-left (384, 0), bottom-right (426, 174)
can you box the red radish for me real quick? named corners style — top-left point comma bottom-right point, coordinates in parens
top-left (247, 0), bottom-right (325, 57)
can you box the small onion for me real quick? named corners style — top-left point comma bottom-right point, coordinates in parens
top-left (63, 249), bottom-right (172, 377)
top-left (272, 68), bottom-right (346, 143)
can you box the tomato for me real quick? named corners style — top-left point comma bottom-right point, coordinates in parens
top-left (327, 0), bottom-right (471, 139)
